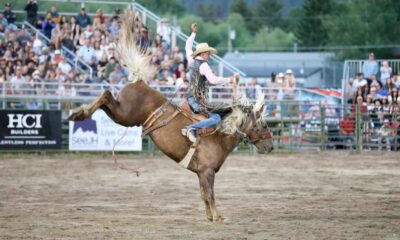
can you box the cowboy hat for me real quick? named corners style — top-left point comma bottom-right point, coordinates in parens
top-left (191, 43), bottom-right (217, 57)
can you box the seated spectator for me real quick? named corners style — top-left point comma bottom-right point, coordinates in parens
top-left (376, 84), bottom-right (389, 98)
top-left (159, 68), bottom-right (174, 85)
top-left (137, 26), bottom-right (151, 51)
top-left (57, 79), bottom-right (76, 97)
top-left (393, 74), bottom-right (400, 89)
top-left (96, 54), bottom-right (108, 82)
top-left (70, 16), bottom-right (81, 43)
top-left (10, 66), bottom-right (24, 95)
top-left (109, 64), bottom-right (124, 84)
top-left (51, 23), bottom-right (62, 48)
top-left (59, 15), bottom-right (68, 27)
top-left (77, 8), bottom-right (92, 29)
top-left (77, 37), bottom-right (97, 66)
top-left (0, 13), bottom-right (9, 31)
top-left (111, 8), bottom-right (121, 21)
top-left (353, 72), bottom-right (367, 88)
top-left (104, 56), bottom-right (116, 79)
top-left (51, 49), bottom-right (62, 64)
top-left (94, 9), bottom-right (106, 24)
top-left (58, 56), bottom-right (71, 75)
top-left (378, 118), bottom-right (393, 151)
top-left (108, 18), bottom-right (119, 40)
top-left (362, 52), bottom-right (379, 82)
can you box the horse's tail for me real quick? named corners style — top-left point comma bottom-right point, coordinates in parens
top-left (116, 9), bottom-right (156, 83)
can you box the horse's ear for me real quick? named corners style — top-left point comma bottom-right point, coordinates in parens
top-left (253, 94), bottom-right (265, 118)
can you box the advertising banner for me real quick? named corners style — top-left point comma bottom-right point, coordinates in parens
top-left (69, 110), bottom-right (142, 151)
top-left (0, 110), bottom-right (62, 150)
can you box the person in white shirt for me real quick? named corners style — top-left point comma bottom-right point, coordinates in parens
top-left (58, 56), bottom-right (72, 74)
top-left (78, 37), bottom-right (97, 64)
top-left (353, 72), bottom-right (367, 89)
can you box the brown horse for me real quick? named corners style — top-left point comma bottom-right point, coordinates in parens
top-left (68, 10), bottom-right (273, 222)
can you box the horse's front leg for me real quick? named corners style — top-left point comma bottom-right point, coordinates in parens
top-left (197, 168), bottom-right (223, 222)
top-left (68, 90), bottom-right (114, 121)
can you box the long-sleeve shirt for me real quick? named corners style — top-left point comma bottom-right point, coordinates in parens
top-left (185, 32), bottom-right (230, 85)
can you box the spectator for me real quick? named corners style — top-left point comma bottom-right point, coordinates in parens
top-left (246, 78), bottom-right (262, 100)
top-left (10, 66), bottom-right (24, 95)
top-left (51, 23), bottom-right (62, 49)
top-left (57, 79), bottom-right (76, 97)
top-left (50, 5), bottom-right (60, 23)
top-left (108, 63), bottom-right (124, 84)
top-left (173, 63), bottom-right (185, 80)
top-left (159, 68), bottom-right (174, 85)
top-left (59, 15), bottom-right (68, 27)
top-left (285, 69), bottom-right (296, 88)
top-left (96, 54), bottom-right (108, 82)
top-left (380, 60), bottom-right (392, 82)
top-left (345, 78), bottom-right (357, 103)
top-left (104, 56), bottom-right (116, 79)
top-left (61, 28), bottom-right (75, 52)
top-left (378, 118), bottom-right (393, 151)
top-left (137, 26), bottom-right (151, 51)
top-left (24, 0), bottom-right (38, 26)
top-left (157, 18), bottom-right (171, 47)
top-left (58, 56), bottom-right (71, 75)
top-left (77, 8), bottom-right (92, 29)
top-left (94, 9), bottom-right (106, 24)
top-left (362, 52), bottom-right (379, 82)
top-left (111, 8), bottom-right (121, 21)
top-left (3, 3), bottom-right (16, 27)
top-left (42, 12), bottom-right (56, 39)
top-left (353, 72), bottom-right (367, 88)
top-left (108, 18), bottom-right (119, 40)
top-left (77, 37), bottom-right (97, 65)
top-left (393, 74), bottom-right (400, 89)
top-left (83, 24), bottom-right (94, 39)
top-left (70, 16), bottom-right (81, 43)
top-left (0, 13), bottom-right (8, 31)
top-left (52, 49), bottom-right (62, 64)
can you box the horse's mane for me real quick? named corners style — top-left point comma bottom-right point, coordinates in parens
top-left (116, 9), bottom-right (156, 83)
top-left (218, 94), bottom-right (265, 135)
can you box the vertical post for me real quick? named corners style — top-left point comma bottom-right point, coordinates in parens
top-left (320, 104), bottom-right (326, 151)
top-left (171, 16), bottom-right (177, 51)
top-left (228, 24), bottom-right (232, 53)
top-left (218, 62), bottom-right (223, 77)
top-left (355, 103), bottom-right (361, 153)
top-left (141, 10), bottom-right (147, 26)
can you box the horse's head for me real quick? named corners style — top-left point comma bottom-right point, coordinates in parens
top-left (238, 96), bottom-right (273, 154)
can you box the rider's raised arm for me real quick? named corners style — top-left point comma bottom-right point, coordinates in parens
top-left (185, 32), bottom-right (195, 66)
top-left (199, 62), bottom-right (231, 85)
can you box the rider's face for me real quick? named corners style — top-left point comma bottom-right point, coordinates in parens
top-left (200, 51), bottom-right (211, 61)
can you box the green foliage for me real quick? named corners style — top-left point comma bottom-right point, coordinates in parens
top-left (197, 3), bottom-right (222, 23)
top-left (255, 0), bottom-right (284, 30)
top-left (229, 0), bottom-right (259, 33)
top-left (136, 0), bottom-right (184, 15)
top-left (253, 28), bottom-right (295, 50)
top-left (295, 0), bottom-right (335, 47)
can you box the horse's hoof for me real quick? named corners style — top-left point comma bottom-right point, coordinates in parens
top-left (212, 215), bottom-right (224, 223)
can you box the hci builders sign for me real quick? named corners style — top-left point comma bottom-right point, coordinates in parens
top-left (0, 110), bottom-right (62, 150)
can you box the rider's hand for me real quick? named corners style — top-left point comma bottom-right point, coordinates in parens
top-left (191, 23), bottom-right (197, 33)
top-left (230, 73), bottom-right (240, 85)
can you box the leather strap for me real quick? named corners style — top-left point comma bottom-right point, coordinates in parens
top-left (142, 109), bottom-right (180, 137)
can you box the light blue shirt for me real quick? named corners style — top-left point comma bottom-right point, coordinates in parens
top-left (362, 60), bottom-right (379, 78)
top-left (78, 45), bottom-right (97, 62)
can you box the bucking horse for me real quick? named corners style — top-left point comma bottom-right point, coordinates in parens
top-left (68, 9), bottom-right (273, 222)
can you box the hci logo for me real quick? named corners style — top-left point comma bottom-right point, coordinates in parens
top-left (7, 114), bottom-right (42, 128)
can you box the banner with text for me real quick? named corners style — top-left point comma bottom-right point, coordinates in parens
top-left (0, 110), bottom-right (62, 150)
top-left (69, 110), bottom-right (142, 151)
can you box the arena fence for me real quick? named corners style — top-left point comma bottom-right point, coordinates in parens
top-left (1, 90), bottom-right (399, 153)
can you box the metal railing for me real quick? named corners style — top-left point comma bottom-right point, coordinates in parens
top-left (342, 59), bottom-right (400, 103)
top-left (14, 0), bottom-right (246, 77)
top-left (22, 21), bottom-right (94, 79)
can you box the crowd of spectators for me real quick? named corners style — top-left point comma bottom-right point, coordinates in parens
top-left (344, 52), bottom-right (400, 150)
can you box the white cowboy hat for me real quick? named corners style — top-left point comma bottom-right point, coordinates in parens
top-left (191, 43), bottom-right (217, 57)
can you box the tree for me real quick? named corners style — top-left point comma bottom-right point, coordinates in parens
top-left (255, 0), bottom-right (284, 30)
top-left (137, 0), bottom-right (184, 15)
top-left (295, 0), bottom-right (335, 48)
top-left (229, 0), bottom-right (259, 33)
top-left (197, 3), bottom-right (222, 23)
top-left (252, 28), bottom-right (295, 51)
top-left (324, 0), bottom-right (400, 59)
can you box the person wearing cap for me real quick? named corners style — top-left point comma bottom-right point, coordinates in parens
top-left (181, 23), bottom-right (239, 142)
top-left (362, 52), bottom-right (379, 82)
top-left (3, 3), bottom-right (16, 25)
top-left (24, 0), bottom-right (38, 26)
top-left (285, 69), bottom-right (296, 88)
top-left (112, 8), bottom-right (121, 21)
top-left (76, 7), bottom-right (92, 29)
top-left (378, 118), bottom-right (393, 151)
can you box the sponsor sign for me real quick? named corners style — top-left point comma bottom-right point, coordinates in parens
top-left (0, 110), bottom-right (62, 150)
top-left (69, 110), bottom-right (142, 151)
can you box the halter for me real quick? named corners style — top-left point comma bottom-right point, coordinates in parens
top-left (237, 111), bottom-right (273, 144)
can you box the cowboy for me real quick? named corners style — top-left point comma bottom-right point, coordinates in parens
top-left (182, 23), bottom-right (238, 142)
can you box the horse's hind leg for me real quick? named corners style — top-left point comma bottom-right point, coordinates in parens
top-left (68, 90), bottom-right (114, 121)
top-left (197, 168), bottom-right (222, 222)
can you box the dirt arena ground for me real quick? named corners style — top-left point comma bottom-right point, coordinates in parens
top-left (0, 152), bottom-right (399, 240)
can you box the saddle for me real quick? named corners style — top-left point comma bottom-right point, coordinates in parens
top-left (179, 100), bottom-right (216, 136)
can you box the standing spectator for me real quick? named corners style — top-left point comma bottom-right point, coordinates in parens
top-left (362, 52), bottom-right (379, 82)
top-left (24, 0), bottom-right (38, 26)
top-left (50, 5), bottom-right (60, 23)
top-left (94, 9), bottom-right (106, 24)
top-left (285, 69), bottom-right (296, 88)
top-left (3, 3), bottom-right (16, 28)
top-left (111, 8), bottom-right (121, 21)
top-left (77, 8), bottom-right (92, 29)
top-left (246, 78), bottom-right (262, 100)
top-left (380, 60), bottom-right (392, 82)
top-left (42, 12), bottom-right (56, 39)
top-left (157, 18), bottom-right (171, 47)
top-left (77, 37), bottom-right (97, 66)
top-left (345, 78), bottom-right (357, 103)
top-left (378, 118), bottom-right (393, 151)
top-left (70, 16), bottom-right (81, 43)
